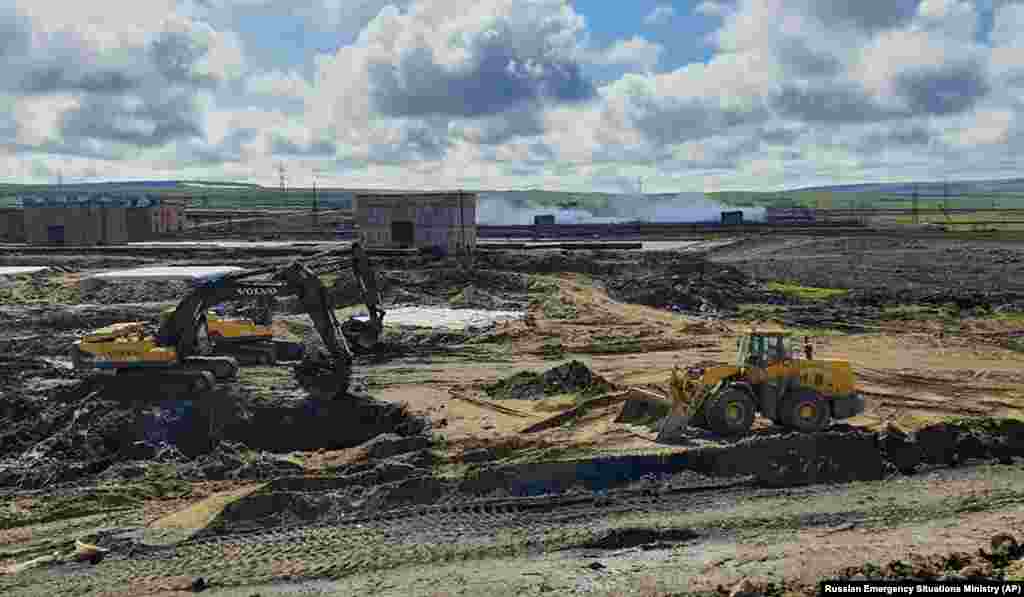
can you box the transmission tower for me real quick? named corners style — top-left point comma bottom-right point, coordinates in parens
top-left (277, 163), bottom-right (287, 193)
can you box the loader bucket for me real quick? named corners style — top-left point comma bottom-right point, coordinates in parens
top-left (655, 367), bottom-right (717, 442)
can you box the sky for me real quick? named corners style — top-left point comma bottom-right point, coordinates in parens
top-left (0, 0), bottom-right (1022, 192)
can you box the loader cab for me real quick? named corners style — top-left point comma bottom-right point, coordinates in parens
top-left (736, 331), bottom-right (795, 369)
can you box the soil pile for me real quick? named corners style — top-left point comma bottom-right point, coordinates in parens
top-left (726, 238), bottom-right (1024, 305)
top-left (331, 266), bottom-right (531, 310)
top-left (80, 279), bottom-right (191, 304)
top-left (605, 260), bottom-right (757, 312)
top-left (834, 532), bottom-right (1024, 581)
top-left (0, 303), bottom-right (171, 332)
top-left (484, 360), bottom-right (615, 400)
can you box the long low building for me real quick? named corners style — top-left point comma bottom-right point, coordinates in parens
top-left (12, 194), bottom-right (188, 245)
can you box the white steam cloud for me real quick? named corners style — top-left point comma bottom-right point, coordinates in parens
top-left (476, 192), bottom-right (766, 225)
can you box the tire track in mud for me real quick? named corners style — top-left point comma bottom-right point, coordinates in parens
top-left (0, 478), bottom-right (756, 595)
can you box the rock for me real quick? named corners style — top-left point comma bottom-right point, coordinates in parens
top-left (362, 433), bottom-right (431, 460)
top-left (916, 423), bottom-right (960, 466)
top-left (542, 360), bottom-right (595, 392)
top-left (373, 461), bottom-right (419, 484)
top-left (1005, 560), bottom-right (1024, 581)
top-left (959, 563), bottom-right (994, 579)
top-left (587, 561), bottom-right (605, 571)
top-left (987, 437), bottom-right (1016, 465)
top-left (73, 539), bottom-right (109, 565)
top-left (955, 433), bottom-right (989, 463)
top-left (191, 577), bottom-right (207, 592)
top-left (125, 440), bottom-right (158, 460)
top-left (462, 447), bottom-right (496, 463)
top-left (999, 421), bottom-right (1024, 457)
top-left (729, 579), bottom-right (761, 597)
top-left (1, 552), bottom-right (63, 575)
top-left (991, 533), bottom-right (1020, 558)
top-left (878, 426), bottom-right (922, 474)
top-left (196, 450), bottom-right (246, 480)
top-left (229, 455), bottom-right (304, 480)
top-left (386, 449), bottom-right (434, 469)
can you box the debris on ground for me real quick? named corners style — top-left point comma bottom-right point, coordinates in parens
top-left (834, 532), bottom-right (1024, 581)
top-left (520, 387), bottom-right (670, 434)
top-left (484, 360), bottom-right (616, 400)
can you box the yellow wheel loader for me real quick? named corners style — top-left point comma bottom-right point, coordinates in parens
top-left (657, 330), bottom-right (865, 440)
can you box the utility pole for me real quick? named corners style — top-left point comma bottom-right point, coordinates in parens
top-left (912, 184), bottom-right (920, 225)
top-left (312, 170), bottom-right (320, 229)
top-left (277, 163), bottom-right (287, 193)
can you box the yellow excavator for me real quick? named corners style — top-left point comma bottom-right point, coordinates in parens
top-left (156, 304), bottom-right (304, 366)
top-left (657, 329), bottom-right (865, 440)
top-left (70, 243), bottom-right (386, 396)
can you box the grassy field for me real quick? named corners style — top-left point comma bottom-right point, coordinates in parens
top-left (887, 210), bottom-right (1024, 231)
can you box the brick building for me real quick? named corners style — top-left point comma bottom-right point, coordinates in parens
top-left (354, 192), bottom-right (476, 254)
top-left (17, 194), bottom-right (188, 245)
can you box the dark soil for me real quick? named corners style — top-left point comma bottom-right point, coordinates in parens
top-left (716, 237), bottom-right (1024, 307)
top-left (484, 360), bottom-right (616, 400)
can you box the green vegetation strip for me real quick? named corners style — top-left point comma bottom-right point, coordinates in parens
top-left (0, 467), bottom-right (189, 530)
top-left (765, 282), bottom-right (849, 301)
top-left (0, 275), bottom-right (80, 305)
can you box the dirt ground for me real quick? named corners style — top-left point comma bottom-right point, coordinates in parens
top-left (2, 234), bottom-right (1024, 596)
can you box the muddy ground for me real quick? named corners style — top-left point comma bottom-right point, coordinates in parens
top-left (2, 235), bottom-right (1024, 596)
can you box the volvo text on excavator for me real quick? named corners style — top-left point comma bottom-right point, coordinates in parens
top-left (70, 242), bottom-right (386, 398)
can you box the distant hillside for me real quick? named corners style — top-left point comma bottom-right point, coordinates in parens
top-left (2, 178), bottom-right (1024, 212)
top-left (792, 178), bottom-right (1024, 196)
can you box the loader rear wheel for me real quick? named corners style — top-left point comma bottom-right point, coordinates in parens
top-left (780, 390), bottom-right (830, 433)
top-left (705, 387), bottom-right (755, 435)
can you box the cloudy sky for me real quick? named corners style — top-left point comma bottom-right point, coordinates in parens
top-left (0, 0), bottom-right (1022, 192)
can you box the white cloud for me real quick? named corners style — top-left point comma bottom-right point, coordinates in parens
top-left (12, 94), bottom-right (80, 145)
top-left (948, 108), bottom-right (1014, 147)
top-left (3, 0), bottom-right (1024, 192)
top-left (246, 70), bottom-right (313, 100)
top-left (643, 4), bottom-right (675, 25)
top-left (589, 36), bottom-right (663, 72)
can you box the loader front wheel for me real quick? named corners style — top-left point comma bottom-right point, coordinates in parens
top-left (780, 390), bottom-right (830, 433)
top-left (705, 387), bottom-right (755, 435)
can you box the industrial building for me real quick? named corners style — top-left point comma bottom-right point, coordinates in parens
top-left (354, 192), bottom-right (477, 253)
top-left (12, 194), bottom-right (188, 245)
top-left (0, 208), bottom-right (25, 242)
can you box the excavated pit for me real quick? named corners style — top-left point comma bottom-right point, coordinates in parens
top-left (0, 361), bottom-right (432, 489)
